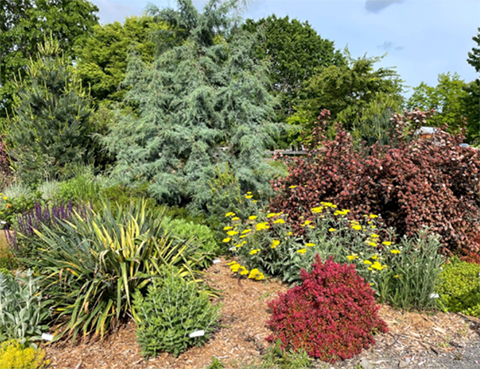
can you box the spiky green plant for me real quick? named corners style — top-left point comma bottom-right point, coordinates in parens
top-left (32, 200), bottom-right (205, 340)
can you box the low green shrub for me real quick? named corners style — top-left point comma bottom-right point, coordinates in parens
top-left (33, 200), bottom-right (206, 340)
top-left (437, 258), bottom-right (480, 317)
top-left (242, 340), bottom-right (313, 369)
top-left (57, 173), bottom-right (102, 203)
top-left (133, 269), bottom-right (220, 358)
top-left (163, 217), bottom-right (220, 267)
top-left (376, 228), bottom-right (445, 310)
top-left (0, 185), bottom-right (40, 227)
top-left (0, 271), bottom-right (50, 345)
top-left (0, 340), bottom-right (49, 369)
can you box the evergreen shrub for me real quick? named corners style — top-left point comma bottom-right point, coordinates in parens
top-left (270, 109), bottom-right (480, 256)
top-left (266, 255), bottom-right (388, 363)
top-left (133, 269), bottom-right (220, 358)
top-left (438, 258), bottom-right (480, 317)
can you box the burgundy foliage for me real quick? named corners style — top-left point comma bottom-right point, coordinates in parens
top-left (266, 255), bottom-right (388, 363)
top-left (270, 109), bottom-right (480, 255)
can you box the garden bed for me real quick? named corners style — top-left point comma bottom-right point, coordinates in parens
top-left (45, 258), bottom-right (480, 369)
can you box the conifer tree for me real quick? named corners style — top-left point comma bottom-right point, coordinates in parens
top-left (105, 0), bottom-right (280, 210)
top-left (7, 39), bottom-right (94, 183)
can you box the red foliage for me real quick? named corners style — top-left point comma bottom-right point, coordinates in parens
top-left (270, 110), bottom-right (480, 255)
top-left (266, 255), bottom-right (387, 363)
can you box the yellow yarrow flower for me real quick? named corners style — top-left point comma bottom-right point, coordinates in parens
top-left (248, 268), bottom-right (260, 279)
top-left (369, 214), bottom-right (379, 219)
top-left (250, 249), bottom-right (260, 255)
top-left (248, 215), bottom-right (257, 220)
top-left (346, 254), bottom-right (358, 261)
top-left (222, 238), bottom-right (231, 243)
top-left (367, 242), bottom-right (377, 247)
top-left (371, 255), bottom-right (379, 260)
top-left (305, 243), bottom-right (315, 247)
top-left (390, 249), bottom-right (401, 254)
top-left (240, 235), bottom-right (248, 238)
top-left (287, 231), bottom-right (293, 236)
top-left (364, 260), bottom-right (372, 265)
top-left (372, 262), bottom-right (384, 270)
top-left (371, 234), bottom-right (379, 238)
top-left (267, 213), bottom-right (277, 218)
top-left (256, 223), bottom-right (269, 231)
top-left (394, 275), bottom-right (399, 278)
top-left (274, 219), bottom-right (285, 224)
top-left (352, 225), bottom-right (362, 231)
top-left (242, 229), bottom-right (251, 234)
top-left (230, 264), bottom-right (240, 272)
top-left (227, 231), bottom-right (239, 236)
top-left (289, 185), bottom-right (297, 189)
top-left (225, 212), bottom-right (235, 217)
top-left (231, 217), bottom-right (240, 221)
top-left (382, 241), bottom-right (392, 246)
top-left (329, 228), bottom-right (337, 232)
top-left (227, 261), bottom-right (237, 266)
top-left (223, 226), bottom-right (233, 231)
top-left (271, 240), bottom-right (280, 249)
top-left (297, 249), bottom-right (307, 254)
top-left (245, 195), bottom-right (253, 199)
top-left (311, 207), bottom-right (323, 213)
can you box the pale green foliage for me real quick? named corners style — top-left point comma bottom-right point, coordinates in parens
top-left (133, 269), bottom-right (220, 358)
top-left (406, 72), bottom-right (468, 134)
top-left (0, 271), bottom-right (50, 345)
top-left (104, 0), bottom-right (280, 211)
top-left (437, 258), bottom-right (480, 317)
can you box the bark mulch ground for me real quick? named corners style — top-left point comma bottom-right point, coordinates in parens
top-left (45, 258), bottom-right (480, 369)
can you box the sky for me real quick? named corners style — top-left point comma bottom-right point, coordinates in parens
top-left (91, 0), bottom-right (480, 97)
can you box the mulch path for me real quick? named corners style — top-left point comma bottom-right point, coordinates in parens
top-left (45, 258), bottom-right (480, 369)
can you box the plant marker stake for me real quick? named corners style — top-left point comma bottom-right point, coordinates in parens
top-left (212, 259), bottom-right (221, 264)
top-left (430, 293), bottom-right (439, 299)
top-left (41, 333), bottom-right (54, 341)
top-left (189, 330), bottom-right (205, 338)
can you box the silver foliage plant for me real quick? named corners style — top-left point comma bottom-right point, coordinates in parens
top-left (104, 0), bottom-right (282, 211)
top-left (0, 270), bottom-right (50, 347)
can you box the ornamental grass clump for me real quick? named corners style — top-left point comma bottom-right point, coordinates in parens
top-left (266, 255), bottom-right (388, 363)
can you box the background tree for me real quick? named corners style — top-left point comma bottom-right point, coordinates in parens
top-left (104, 0), bottom-right (280, 211)
top-left (75, 16), bottom-right (167, 105)
top-left (463, 28), bottom-right (480, 144)
top-left (406, 72), bottom-right (468, 134)
top-left (288, 52), bottom-right (404, 136)
top-left (0, 0), bottom-right (99, 119)
top-left (6, 40), bottom-right (95, 184)
top-left (243, 15), bottom-right (345, 122)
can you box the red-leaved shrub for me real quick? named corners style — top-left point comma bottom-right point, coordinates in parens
top-left (270, 110), bottom-right (480, 255)
top-left (266, 255), bottom-right (387, 362)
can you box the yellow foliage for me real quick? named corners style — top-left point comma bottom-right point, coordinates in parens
top-left (0, 340), bottom-right (49, 369)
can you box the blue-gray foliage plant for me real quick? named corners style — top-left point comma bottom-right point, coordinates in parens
top-left (104, 0), bottom-right (281, 211)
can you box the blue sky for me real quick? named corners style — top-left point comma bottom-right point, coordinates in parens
top-left (91, 0), bottom-right (479, 97)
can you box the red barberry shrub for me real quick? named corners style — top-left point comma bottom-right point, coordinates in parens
top-left (270, 109), bottom-right (480, 255)
top-left (266, 255), bottom-right (387, 363)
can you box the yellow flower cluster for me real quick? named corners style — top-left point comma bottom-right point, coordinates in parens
top-left (271, 240), bottom-right (280, 249)
top-left (228, 262), bottom-right (265, 280)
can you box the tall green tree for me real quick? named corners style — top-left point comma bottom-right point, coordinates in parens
top-left (463, 28), bottom-right (480, 143)
top-left (104, 0), bottom-right (280, 211)
top-left (6, 40), bottom-right (95, 183)
top-left (406, 73), bottom-right (468, 134)
top-left (0, 0), bottom-right (99, 118)
top-left (74, 16), bottom-right (167, 105)
top-left (243, 15), bottom-right (345, 122)
top-left (288, 52), bottom-right (404, 135)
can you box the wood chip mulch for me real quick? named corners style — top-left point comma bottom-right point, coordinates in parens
top-left (45, 258), bottom-right (480, 369)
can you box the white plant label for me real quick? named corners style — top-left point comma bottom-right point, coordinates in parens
top-left (430, 293), bottom-right (439, 299)
top-left (189, 330), bottom-right (205, 338)
top-left (212, 259), bottom-right (221, 264)
top-left (41, 333), bottom-right (54, 341)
